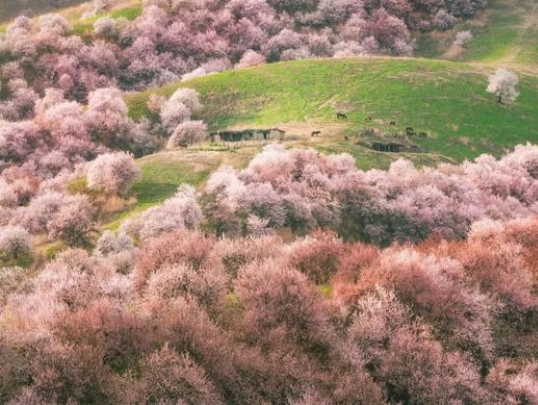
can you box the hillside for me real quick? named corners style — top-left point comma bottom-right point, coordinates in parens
top-left (121, 0), bottom-right (538, 213)
top-left (417, 0), bottom-right (538, 67)
top-left (2, 0), bottom-right (535, 233)
top-left (128, 58), bottom-right (538, 163)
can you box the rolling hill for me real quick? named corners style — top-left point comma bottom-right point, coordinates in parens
top-left (128, 57), bottom-right (538, 164)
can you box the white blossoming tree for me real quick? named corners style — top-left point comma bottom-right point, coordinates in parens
top-left (487, 68), bottom-right (519, 104)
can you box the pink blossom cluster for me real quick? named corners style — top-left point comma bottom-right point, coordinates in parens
top-left (204, 144), bottom-right (538, 243)
top-left (0, 215), bottom-right (537, 403)
top-left (0, 0), bottom-right (487, 98)
top-left (0, 83), bottom-right (207, 246)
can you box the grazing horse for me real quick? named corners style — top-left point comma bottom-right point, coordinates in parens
top-left (405, 126), bottom-right (415, 136)
top-left (311, 130), bottom-right (321, 137)
top-left (418, 132), bottom-right (428, 138)
top-left (337, 112), bottom-right (348, 120)
top-left (389, 120), bottom-right (396, 126)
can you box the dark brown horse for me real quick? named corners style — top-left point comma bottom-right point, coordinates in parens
top-left (405, 127), bottom-right (415, 136)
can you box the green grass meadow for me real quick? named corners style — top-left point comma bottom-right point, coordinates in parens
top-left (459, 0), bottom-right (524, 62)
top-left (127, 58), bottom-right (538, 163)
top-left (103, 154), bottom-right (218, 230)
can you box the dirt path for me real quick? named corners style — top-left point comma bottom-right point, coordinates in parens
top-left (442, 0), bottom-right (538, 75)
top-left (498, 0), bottom-right (538, 64)
top-left (442, 43), bottom-right (465, 59)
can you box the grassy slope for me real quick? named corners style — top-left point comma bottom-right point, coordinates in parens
top-left (128, 57), bottom-right (538, 163)
top-left (115, 56), bottom-right (538, 225)
top-left (416, 0), bottom-right (538, 67)
top-left (459, 0), bottom-right (525, 63)
top-left (102, 148), bottom-right (255, 230)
